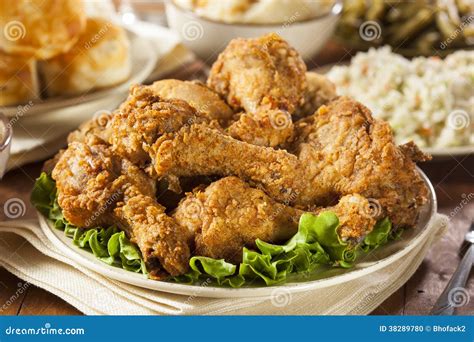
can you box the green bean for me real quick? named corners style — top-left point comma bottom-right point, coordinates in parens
top-left (338, 0), bottom-right (473, 53)
top-left (389, 8), bottom-right (434, 45)
top-left (366, 0), bottom-right (386, 21)
top-left (343, 0), bottom-right (366, 18)
top-left (387, 1), bottom-right (426, 22)
top-left (414, 31), bottom-right (440, 52)
top-left (455, 0), bottom-right (471, 14)
top-left (436, 11), bottom-right (460, 39)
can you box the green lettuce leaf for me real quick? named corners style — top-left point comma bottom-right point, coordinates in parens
top-left (30, 172), bottom-right (56, 217)
top-left (176, 211), bottom-right (398, 287)
top-left (361, 217), bottom-right (392, 252)
top-left (31, 172), bottom-right (147, 274)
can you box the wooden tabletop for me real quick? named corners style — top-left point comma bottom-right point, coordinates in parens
top-left (0, 37), bottom-right (473, 315)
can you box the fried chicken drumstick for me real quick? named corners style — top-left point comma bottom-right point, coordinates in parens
top-left (52, 141), bottom-right (191, 277)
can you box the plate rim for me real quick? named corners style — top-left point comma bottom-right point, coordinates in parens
top-left (38, 168), bottom-right (438, 298)
top-left (1, 29), bottom-right (158, 118)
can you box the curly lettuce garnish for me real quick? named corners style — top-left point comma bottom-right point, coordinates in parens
top-left (31, 172), bottom-right (147, 274)
top-left (174, 212), bottom-right (398, 287)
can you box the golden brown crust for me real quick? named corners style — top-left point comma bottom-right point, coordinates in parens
top-left (207, 33), bottom-right (307, 146)
top-left (174, 176), bottom-right (300, 263)
top-left (116, 192), bottom-right (192, 277)
top-left (148, 79), bottom-right (234, 126)
top-left (154, 97), bottom-right (429, 228)
top-left (174, 179), bottom-right (377, 263)
top-left (111, 85), bottom-right (209, 168)
top-left (52, 142), bottom-right (190, 276)
top-left (153, 122), bottom-right (306, 205)
top-left (294, 72), bottom-right (337, 119)
top-left (399, 141), bottom-right (432, 162)
top-left (314, 194), bottom-right (377, 240)
top-left (0, 0), bottom-right (86, 59)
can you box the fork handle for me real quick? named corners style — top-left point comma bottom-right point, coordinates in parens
top-left (430, 244), bottom-right (473, 315)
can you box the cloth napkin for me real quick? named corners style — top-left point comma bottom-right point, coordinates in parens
top-left (7, 21), bottom-right (194, 172)
top-left (0, 214), bottom-right (448, 315)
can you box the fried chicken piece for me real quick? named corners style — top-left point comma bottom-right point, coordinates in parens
top-left (52, 142), bottom-right (190, 277)
top-left (153, 122), bottom-right (307, 205)
top-left (148, 79), bottom-right (234, 127)
top-left (293, 96), bottom-right (429, 228)
top-left (153, 97), bottom-right (428, 228)
top-left (67, 110), bottom-right (114, 146)
top-left (174, 177), bottom-right (376, 263)
top-left (207, 33), bottom-right (307, 146)
top-left (294, 72), bottom-right (337, 119)
top-left (115, 189), bottom-right (192, 277)
top-left (174, 176), bottom-right (300, 263)
top-left (110, 84), bottom-right (210, 168)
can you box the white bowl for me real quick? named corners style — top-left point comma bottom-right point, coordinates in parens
top-left (165, 0), bottom-right (342, 62)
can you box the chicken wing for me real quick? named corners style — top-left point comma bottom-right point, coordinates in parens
top-left (153, 97), bottom-right (429, 228)
top-left (208, 33), bottom-right (307, 146)
top-left (294, 72), bottom-right (337, 119)
top-left (174, 177), bottom-right (376, 263)
top-left (148, 79), bottom-right (234, 127)
top-left (110, 84), bottom-right (210, 168)
top-left (52, 142), bottom-right (191, 277)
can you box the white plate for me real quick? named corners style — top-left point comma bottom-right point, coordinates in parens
top-left (39, 168), bottom-right (437, 299)
top-left (1, 29), bottom-right (157, 118)
top-left (315, 63), bottom-right (474, 159)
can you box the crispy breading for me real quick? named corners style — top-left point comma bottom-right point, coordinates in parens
top-left (294, 72), bottom-right (337, 119)
top-left (174, 177), bottom-right (376, 263)
top-left (174, 176), bottom-right (300, 263)
top-left (154, 97), bottom-right (429, 228)
top-left (294, 96), bottom-right (429, 228)
top-left (313, 194), bottom-right (377, 241)
top-left (208, 33), bottom-right (307, 146)
top-left (115, 190), bottom-right (192, 278)
top-left (110, 84), bottom-right (210, 168)
top-left (153, 122), bottom-right (307, 205)
top-left (148, 79), bottom-right (235, 127)
top-left (52, 142), bottom-right (190, 277)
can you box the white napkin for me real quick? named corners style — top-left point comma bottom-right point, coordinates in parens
top-left (0, 214), bottom-right (448, 315)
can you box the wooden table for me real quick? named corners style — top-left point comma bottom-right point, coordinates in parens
top-left (0, 38), bottom-right (473, 315)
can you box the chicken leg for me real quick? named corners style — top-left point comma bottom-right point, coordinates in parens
top-left (52, 142), bottom-right (191, 277)
top-left (174, 177), bottom-right (376, 263)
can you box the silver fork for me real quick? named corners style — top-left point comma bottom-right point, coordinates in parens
top-left (430, 221), bottom-right (474, 315)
